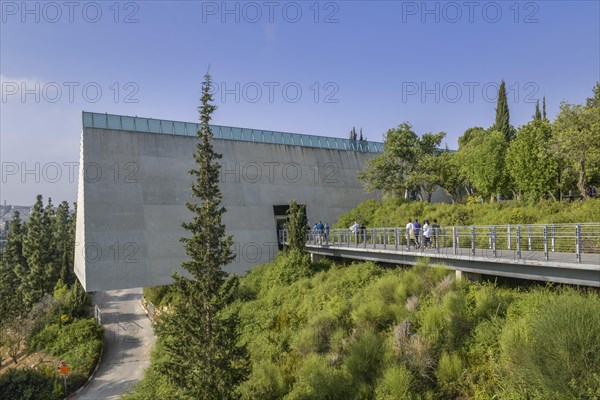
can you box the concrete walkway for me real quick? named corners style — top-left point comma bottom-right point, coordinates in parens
top-left (75, 288), bottom-right (155, 400)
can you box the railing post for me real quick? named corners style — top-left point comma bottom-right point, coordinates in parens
top-left (492, 227), bottom-right (497, 257)
top-left (395, 228), bottom-right (399, 251)
top-left (551, 224), bottom-right (556, 252)
top-left (528, 225), bottom-right (532, 251)
top-left (516, 226), bottom-right (521, 259)
top-left (373, 228), bottom-right (376, 249)
top-left (383, 228), bottom-right (387, 250)
top-left (543, 226), bottom-right (548, 261)
top-left (576, 224), bottom-right (581, 262)
top-left (471, 226), bottom-right (476, 257)
top-left (453, 227), bottom-right (457, 255)
top-left (363, 229), bottom-right (367, 248)
top-left (436, 228), bottom-right (440, 254)
top-left (507, 224), bottom-right (511, 250)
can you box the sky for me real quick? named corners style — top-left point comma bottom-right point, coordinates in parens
top-left (1, 0), bottom-right (599, 205)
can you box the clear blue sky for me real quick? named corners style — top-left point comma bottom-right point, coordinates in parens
top-left (1, 0), bottom-right (599, 205)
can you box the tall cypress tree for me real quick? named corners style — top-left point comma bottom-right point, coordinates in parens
top-left (543, 96), bottom-right (547, 119)
top-left (157, 71), bottom-right (247, 399)
top-left (493, 80), bottom-right (513, 141)
top-left (53, 201), bottom-right (75, 285)
top-left (21, 195), bottom-right (49, 307)
top-left (286, 199), bottom-right (306, 252)
top-left (534, 100), bottom-right (542, 120)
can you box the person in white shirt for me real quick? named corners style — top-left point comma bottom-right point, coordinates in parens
top-left (405, 218), bottom-right (414, 249)
top-left (349, 221), bottom-right (360, 244)
top-left (423, 220), bottom-right (431, 248)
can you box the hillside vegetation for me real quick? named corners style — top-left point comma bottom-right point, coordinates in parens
top-left (130, 250), bottom-right (600, 399)
top-left (335, 198), bottom-right (600, 228)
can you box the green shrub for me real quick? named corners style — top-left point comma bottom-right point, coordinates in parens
top-left (284, 354), bottom-right (353, 400)
top-left (374, 364), bottom-right (415, 400)
top-left (500, 290), bottom-right (600, 399)
top-left (237, 360), bottom-right (286, 400)
top-left (436, 351), bottom-right (464, 397)
top-left (343, 328), bottom-right (384, 384)
top-left (0, 368), bottom-right (57, 400)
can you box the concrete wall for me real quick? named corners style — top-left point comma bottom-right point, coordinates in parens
top-left (74, 128), bottom-right (379, 291)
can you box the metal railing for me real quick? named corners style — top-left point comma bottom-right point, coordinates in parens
top-left (280, 223), bottom-right (600, 264)
top-left (82, 111), bottom-right (384, 153)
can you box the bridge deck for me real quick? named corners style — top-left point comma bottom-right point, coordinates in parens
top-left (291, 224), bottom-right (600, 287)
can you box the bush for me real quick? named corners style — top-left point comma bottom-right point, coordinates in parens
top-left (500, 290), bottom-right (600, 399)
top-left (436, 351), bottom-right (464, 397)
top-left (0, 368), bottom-right (57, 400)
top-left (343, 328), bottom-right (384, 384)
top-left (374, 364), bottom-right (415, 400)
top-left (285, 354), bottom-right (353, 400)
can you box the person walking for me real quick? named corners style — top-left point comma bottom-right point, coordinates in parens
top-left (431, 219), bottom-right (440, 248)
top-left (413, 219), bottom-right (421, 249)
top-left (423, 219), bottom-right (431, 249)
top-left (405, 218), bottom-right (415, 249)
top-left (316, 221), bottom-right (324, 245)
top-left (324, 222), bottom-right (330, 244)
top-left (350, 221), bottom-right (360, 245)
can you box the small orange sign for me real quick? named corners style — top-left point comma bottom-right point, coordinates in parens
top-left (58, 361), bottom-right (69, 376)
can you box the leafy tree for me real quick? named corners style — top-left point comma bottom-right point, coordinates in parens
top-left (458, 129), bottom-right (510, 200)
top-left (586, 82), bottom-right (600, 108)
top-left (458, 126), bottom-right (485, 149)
top-left (156, 72), bottom-right (247, 399)
top-left (437, 151), bottom-right (465, 203)
top-left (409, 132), bottom-right (446, 202)
top-left (493, 80), bottom-right (513, 142)
top-left (506, 119), bottom-right (558, 201)
top-left (552, 100), bottom-right (600, 199)
top-left (286, 199), bottom-right (306, 252)
top-left (358, 123), bottom-right (419, 197)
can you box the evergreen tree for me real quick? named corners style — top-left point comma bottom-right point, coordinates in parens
top-left (493, 80), bottom-right (513, 141)
top-left (543, 96), bottom-right (547, 119)
top-left (54, 201), bottom-right (75, 285)
top-left (359, 128), bottom-right (364, 141)
top-left (534, 100), bottom-right (542, 120)
top-left (20, 195), bottom-right (49, 307)
top-left (0, 212), bottom-right (27, 322)
top-left (349, 127), bottom-right (357, 141)
top-left (286, 199), bottom-right (306, 252)
top-left (157, 72), bottom-right (247, 399)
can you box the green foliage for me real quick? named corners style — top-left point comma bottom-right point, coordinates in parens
top-left (0, 368), bottom-right (56, 400)
top-left (436, 351), bottom-right (464, 397)
top-left (156, 72), bottom-right (248, 400)
top-left (493, 80), bottom-right (513, 142)
top-left (374, 364), bottom-right (415, 400)
top-left (458, 129), bottom-right (510, 199)
top-left (506, 119), bottom-right (558, 201)
top-left (500, 289), bottom-right (600, 399)
top-left (287, 199), bottom-right (307, 252)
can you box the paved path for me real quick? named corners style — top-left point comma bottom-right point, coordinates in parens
top-left (75, 288), bottom-right (155, 400)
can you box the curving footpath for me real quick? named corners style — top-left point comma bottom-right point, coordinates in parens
top-left (75, 288), bottom-right (155, 400)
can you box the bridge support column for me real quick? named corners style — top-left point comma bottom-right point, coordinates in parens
top-left (455, 270), bottom-right (482, 283)
top-left (310, 252), bottom-right (326, 263)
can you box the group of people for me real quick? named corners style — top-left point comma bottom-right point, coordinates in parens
top-left (311, 221), bottom-right (330, 244)
top-left (405, 218), bottom-right (440, 249)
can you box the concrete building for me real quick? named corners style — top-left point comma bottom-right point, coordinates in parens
top-left (74, 112), bottom-right (383, 291)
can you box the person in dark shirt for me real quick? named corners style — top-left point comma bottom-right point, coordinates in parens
top-left (413, 219), bottom-right (421, 248)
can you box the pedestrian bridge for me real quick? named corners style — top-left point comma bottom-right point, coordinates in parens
top-left (283, 223), bottom-right (600, 287)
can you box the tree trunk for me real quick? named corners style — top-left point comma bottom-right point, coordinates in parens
top-left (577, 160), bottom-right (588, 199)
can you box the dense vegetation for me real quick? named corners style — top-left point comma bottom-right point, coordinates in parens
top-left (359, 83), bottom-right (600, 202)
top-left (130, 251), bottom-right (600, 399)
top-left (0, 195), bottom-right (102, 399)
top-left (335, 197), bottom-right (600, 229)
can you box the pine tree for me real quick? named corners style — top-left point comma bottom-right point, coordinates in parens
top-left (543, 96), bottom-right (547, 119)
top-left (359, 128), bottom-right (365, 141)
top-left (54, 201), bottom-right (75, 285)
top-left (21, 195), bottom-right (49, 307)
top-left (534, 100), bottom-right (542, 120)
top-left (493, 80), bottom-right (513, 141)
top-left (349, 127), bottom-right (357, 141)
top-left (286, 199), bottom-right (306, 252)
top-left (0, 211), bottom-right (28, 321)
top-left (157, 72), bottom-right (247, 399)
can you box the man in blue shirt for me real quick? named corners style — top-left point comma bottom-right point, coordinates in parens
top-left (413, 219), bottom-right (421, 249)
